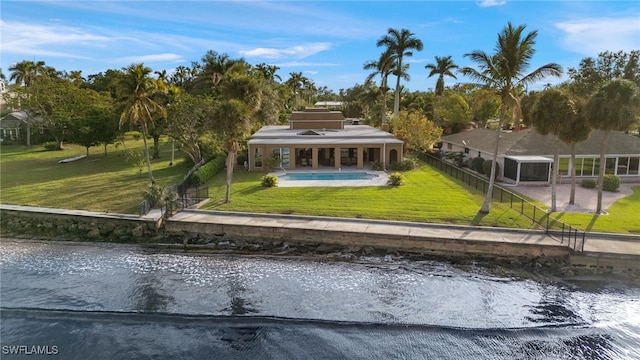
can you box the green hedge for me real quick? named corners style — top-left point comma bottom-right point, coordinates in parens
top-left (482, 160), bottom-right (499, 179)
top-left (189, 155), bottom-right (226, 186)
top-left (602, 174), bottom-right (620, 192)
top-left (581, 179), bottom-right (596, 188)
top-left (472, 156), bottom-right (485, 174)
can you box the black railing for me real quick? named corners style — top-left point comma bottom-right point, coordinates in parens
top-left (418, 152), bottom-right (586, 252)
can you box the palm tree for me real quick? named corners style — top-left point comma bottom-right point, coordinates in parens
top-left (193, 50), bottom-right (238, 94)
top-left (364, 49), bottom-right (396, 126)
top-left (425, 55), bottom-right (458, 128)
top-left (117, 63), bottom-right (166, 184)
top-left (529, 88), bottom-right (578, 211)
top-left (460, 22), bottom-right (562, 214)
top-left (8, 60), bottom-right (48, 87)
top-left (585, 79), bottom-right (640, 213)
top-left (376, 28), bottom-right (423, 117)
top-left (215, 65), bottom-right (264, 203)
top-left (425, 55), bottom-right (458, 96)
top-left (254, 63), bottom-right (281, 82)
top-left (285, 71), bottom-right (307, 109)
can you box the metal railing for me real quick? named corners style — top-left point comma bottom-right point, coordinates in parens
top-left (418, 152), bottom-right (586, 251)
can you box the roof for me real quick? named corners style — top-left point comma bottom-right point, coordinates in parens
top-left (289, 109), bottom-right (345, 121)
top-left (248, 124), bottom-right (403, 146)
top-left (442, 128), bottom-right (640, 156)
top-left (0, 111), bottom-right (45, 128)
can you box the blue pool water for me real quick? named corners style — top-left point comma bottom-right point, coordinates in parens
top-left (281, 172), bottom-right (374, 181)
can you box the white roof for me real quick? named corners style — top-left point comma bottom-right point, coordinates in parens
top-left (505, 155), bottom-right (553, 163)
top-left (248, 124), bottom-right (403, 146)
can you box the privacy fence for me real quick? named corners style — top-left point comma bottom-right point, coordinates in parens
top-left (418, 152), bottom-right (586, 252)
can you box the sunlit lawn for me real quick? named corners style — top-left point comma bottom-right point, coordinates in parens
top-left (2, 141), bottom-right (637, 234)
top-left (0, 140), bottom-right (189, 214)
top-left (202, 165), bottom-right (538, 229)
top-left (551, 186), bottom-right (640, 235)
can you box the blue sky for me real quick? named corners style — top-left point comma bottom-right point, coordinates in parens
top-left (1, 1), bottom-right (639, 92)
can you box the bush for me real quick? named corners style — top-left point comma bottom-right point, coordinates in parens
top-left (144, 184), bottom-right (165, 207)
top-left (602, 174), bottom-right (620, 192)
top-left (261, 174), bottom-right (278, 187)
top-left (482, 160), bottom-right (499, 179)
top-left (124, 131), bottom-right (142, 141)
top-left (236, 152), bottom-right (248, 166)
top-left (472, 156), bottom-right (485, 174)
top-left (42, 141), bottom-right (59, 151)
top-left (581, 179), bottom-right (596, 189)
top-left (446, 151), bottom-right (465, 167)
top-left (390, 159), bottom-right (415, 171)
top-left (190, 156), bottom-right (226, 186)
top-left (387, 172), bottom-right (405, 186)
top-left (370, 161), bottom-right (385, 171)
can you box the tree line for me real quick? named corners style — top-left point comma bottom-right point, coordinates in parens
top-left (2, 23), bottom-right (639, 211)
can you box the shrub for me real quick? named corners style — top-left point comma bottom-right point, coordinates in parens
top-left (387, 172), bottom-right (405, 186)
top-left (602, 174), bottom-right (620, 192)
top-left (42, 141), bottom-right (59, 151)
top-left (236, 152), bottom-right (248, 166)
top-left (482, 160), bottom-right (499, 179)
top-left (190, 156), bottom-right (226, 186)
top-left (261, 174), bottom-right (278, 187)
top-left (124, 131), bottom-right (142, 141)
top-left (446, 151), bottom-right (465, 167)
top-left (144, 184), bottom-right (165, 207)
top-left (472, 156), bottom-right (485, 174)
top-left (370, 161), bottom-right (385, 171)
top-left (581, 179), bottom-right (596, 189)
top-left (390, 159), bottom-right (415, 171)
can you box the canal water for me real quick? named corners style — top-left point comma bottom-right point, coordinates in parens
top-left (1, 240), bottom-right (639, 359)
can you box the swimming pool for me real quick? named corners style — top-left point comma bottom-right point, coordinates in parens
top-left (281, 172), bottom-right (376, 181)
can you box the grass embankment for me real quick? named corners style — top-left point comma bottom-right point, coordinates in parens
top-left (202, 165), bottom-right (537, 229)
top-left (0, 141), bottom-right (189, 214)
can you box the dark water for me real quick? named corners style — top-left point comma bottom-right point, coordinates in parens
top-left (1, 240), bottom-right (639, 359)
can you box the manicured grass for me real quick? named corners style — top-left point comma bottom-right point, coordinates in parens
top-left (202, 165), bottom-right (538, 229)
top-left (0, 140), bottom-right (189, 214)
top-left (550, 186), bottom-right (640, 235)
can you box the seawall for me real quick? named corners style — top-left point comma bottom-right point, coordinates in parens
top-left (2, 205), bottom-right (639, 274)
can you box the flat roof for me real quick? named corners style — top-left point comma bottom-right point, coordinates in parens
top-left (248, 124), bottom-right (403, 146)
top-left (506, 155), bottom-right (553, 163)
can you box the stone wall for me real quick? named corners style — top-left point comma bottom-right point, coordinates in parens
top-left (0, 205), bottom-right (161, 242)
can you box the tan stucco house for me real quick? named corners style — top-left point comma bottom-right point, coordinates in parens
top-left (441, 128), bottom-right (640, 184)
top-left (247, 108), bottom-right (403, 171)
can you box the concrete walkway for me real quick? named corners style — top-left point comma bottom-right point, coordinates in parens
top-left (168, 210), bottom-right (640, 258)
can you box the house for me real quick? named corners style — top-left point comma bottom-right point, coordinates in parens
top-left (247, 108), bottom-right (404, 171)
top-left (441, 128), bottom-right (640, 184)
top-left (0, 110), bottom-right (45, 146)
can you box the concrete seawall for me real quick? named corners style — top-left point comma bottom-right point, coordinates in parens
top-left (2, 205), bottom-right (639, 273)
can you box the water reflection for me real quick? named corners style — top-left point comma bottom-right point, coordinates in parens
top-left (131, 274), bottom-right (175, 312)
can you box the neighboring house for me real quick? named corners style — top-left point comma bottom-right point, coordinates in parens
top-left (441, 128), bottom-right (640, 184)
top-left (0, 110), bottom-right (45, 146)
top-left (247, 108), bottom-right (403, 171)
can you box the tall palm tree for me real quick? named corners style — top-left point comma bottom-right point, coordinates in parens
top-left (460, 22), bottom-right (562, 214)
top-left (425, 55), bottom-right (459, 127)
top-left (285, 72), bottom-right (307, 109)
top-left (376, 28), bottom-right (423, 117)
top-left (118, 63), bottom-right (166, 184)
top-left (425, 55), bottom-right (458, 96)
top-left (193, 50), bottom-right (238, 94)
top-left (215, 64), bottom-right (264, 203)
top-left (364, 49), bottom-right (396, 126)
top-left (529, 88), bottom-right (578, 211)
top-left (585, 79), bottom-right (640, 213)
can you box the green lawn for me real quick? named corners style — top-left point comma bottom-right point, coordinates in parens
top-left (0, 140), bottom-right (189, 214)
top-left (2, 142), bottom-right (637, 234)
top-left (551, 186), bottom-right (640, 235)
top-left (202, 165), bottom-right (537, 229)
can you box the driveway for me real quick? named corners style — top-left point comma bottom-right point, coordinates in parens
top-left (510, 182), bottom-right (637, 214)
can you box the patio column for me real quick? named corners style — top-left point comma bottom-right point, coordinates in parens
top-left (334, 147), bottom-right (341, 169)
top-left (312, 147), bottom-right (319, 169)
top-left (357, 146), bottom-right (364, 169)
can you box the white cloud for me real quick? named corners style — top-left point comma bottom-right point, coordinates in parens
top-left (115, 53), bottom-right (185, 64)
top-left (478, 0), bottom-right (507, 8)
top-left (240, 43), bottom-right (332, 59)
top-left (556, 17), bottom-right (640, 56)
top-left (0, 20), bottom-right (110, 57)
